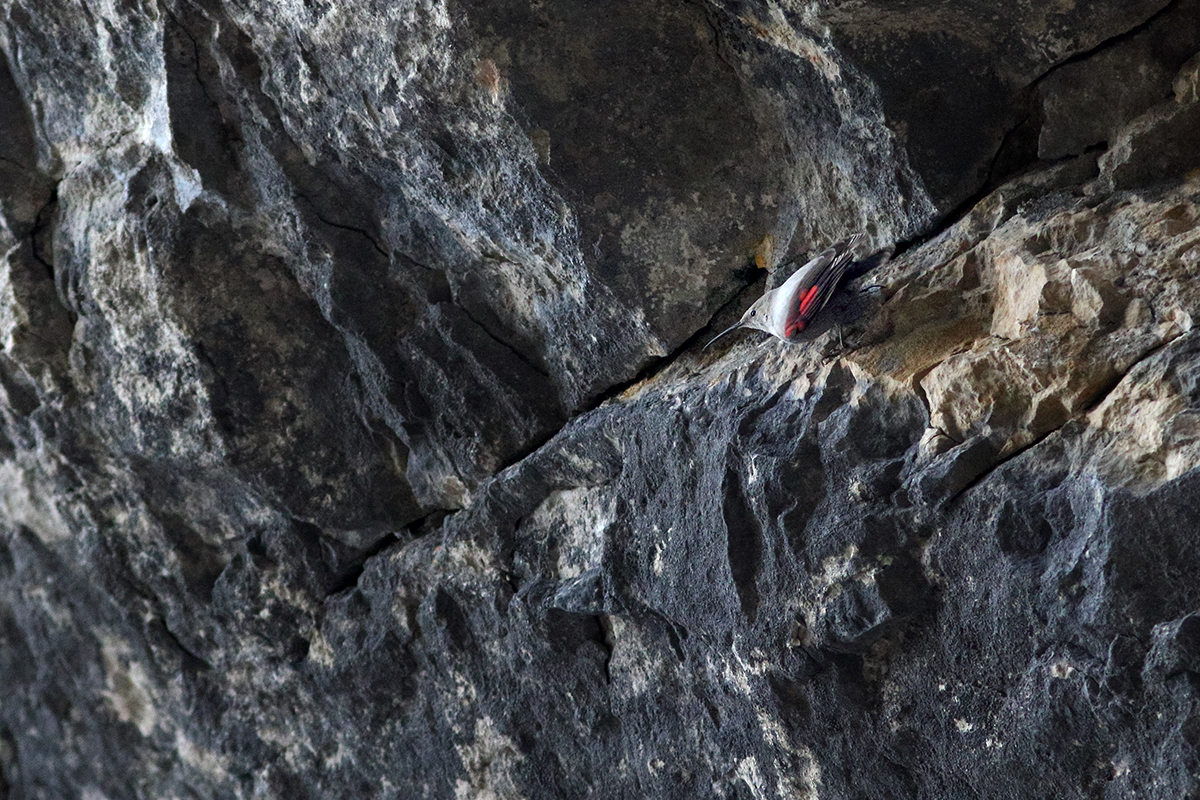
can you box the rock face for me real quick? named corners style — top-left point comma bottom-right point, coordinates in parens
top-left (2, 1), bottom-right (1200, 798)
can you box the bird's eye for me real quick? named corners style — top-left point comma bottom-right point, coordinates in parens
top-left (750, 310), bottom-right (756, 316)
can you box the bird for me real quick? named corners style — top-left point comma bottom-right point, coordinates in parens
top-left (705, 234), bottom-right (866, 348)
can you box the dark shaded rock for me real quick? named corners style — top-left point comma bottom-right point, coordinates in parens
top-left (1037, 0), bottom-right (1200, 159)
top-left (461, 0), bottom-right (793, 332)
top-left (1144, 613), bottom-right (1200, 683)
top-left (910, 435), bottom-right (1003, 506)
top-left (549, 567), bottom-right (605, 616)
top-left (815, 554), bottom-right (931, 653)
top-left (1099, 100), bottom-right (1200, 191)
top-left (821, 0), bottom-right (1178, 210)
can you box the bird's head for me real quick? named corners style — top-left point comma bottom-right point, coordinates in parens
top-left (704, 292), bottom-right (777, 349)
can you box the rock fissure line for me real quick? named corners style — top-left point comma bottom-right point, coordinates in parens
top-left (885, 0), bottom-right (1186, 268)
top-left (890, 126), bottom-right (1041, 264)
top-left (1079, 334), bottom-right (1181, 415)
top-left (1031, 0), bottom-right (1186, 85)
top-left (948, 425), bottom-right (1062, 505)
top-left (323, 508), bottom-right (452, 597)
top-left (27, 185), bottom-right (58, 283)
top-left (490, 274), bottom-right (763, 477)
top-left (157, 614), bottom-right (212, 669)
top-left (163, 5), bottom-right (221, 117)
top-left (454, 301), bottom-right (553, 381)
top-left (323, 532), bottom-right (402, 597)
top-left (294, 192), bottom-right (390, 259)
top-left (696, 3), bottom-right (740, 76)
top-left (948, 330), bottom-right (1187, 503)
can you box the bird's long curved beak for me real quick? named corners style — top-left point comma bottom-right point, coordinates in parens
top-left (704, 321), bottom-right (742, 349)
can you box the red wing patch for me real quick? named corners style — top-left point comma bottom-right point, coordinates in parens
top-left (784, 236), bottom-right (863, 338)
top-left (798, 285), bottom-right (821, 317)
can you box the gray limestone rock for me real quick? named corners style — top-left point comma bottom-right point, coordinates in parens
top-left (3, 1), bottom-right (1200, 799)
top-left (1036, 0), bottom-right (1200, 160)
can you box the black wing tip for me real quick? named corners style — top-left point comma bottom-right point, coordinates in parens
top-left (777, 231), bottom-right (873, 279)
top-left (843, 244), bottom-right (894, 281)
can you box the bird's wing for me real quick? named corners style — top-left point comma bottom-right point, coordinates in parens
top-left (784, 234), bottom-right (863, 336)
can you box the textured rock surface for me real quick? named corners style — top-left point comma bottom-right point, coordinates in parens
top-left (2, 1), bottom-right (1200, 798)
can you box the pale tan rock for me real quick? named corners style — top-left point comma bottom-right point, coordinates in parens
top-left (920, 344), bottom-right (1035, 448)
top-left (851, 172), bottom-right (1200, 474)
top-left (917, 426), bottom-right (957, 459)
top-left (1124, 297), bottom-right (1153, 328)
top-left (1085, 334), bottom-right (1200, 489)
top-left (1068, 263), bottom-right (1126, 328)
top-left (989, 251), bottom-right (1047, 340)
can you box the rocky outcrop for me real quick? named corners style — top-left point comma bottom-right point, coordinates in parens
top-left (2, 1), bottom-right (1200, 798)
